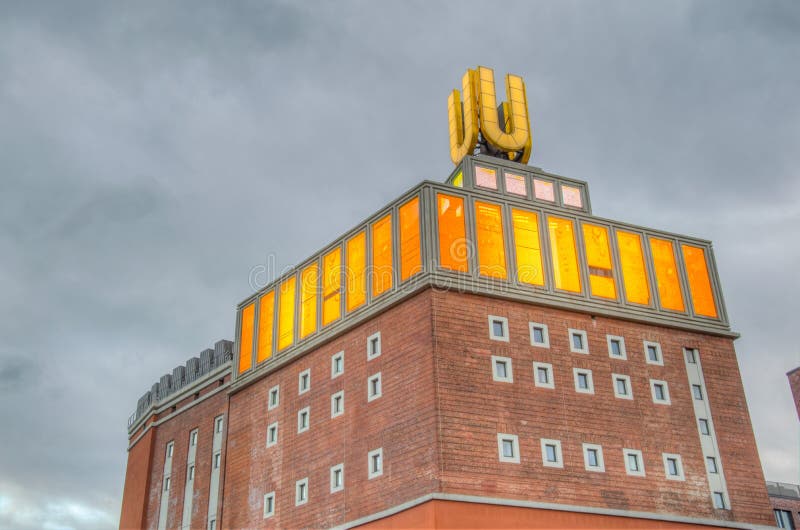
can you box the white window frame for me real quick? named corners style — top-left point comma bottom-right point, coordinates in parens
top-left (488, 315), bottom-right (510, 342)
top-left (529, 322), bottom-right (550, 348)
top-left (368, 448), bottom-right (383, 479)
top-left (684, 347), bottom-right (698, 364)
top-left (295, 477), bottom-right (308, 506)
top-left (188, 464), bottom-right (195, 480)
top-left (215, 417), bottom-right (224, 433)
top-left (367, 372), bottom-right (382, 401)
top-left (582, 443), bottom-right (605, 472)
top-left (266, 421), bottom-right (278, 447)
top-left (612, 373), bottom-right (633, 400)
top-left (644, 340), bottom-right (663, 366)
top-left (331, 390), bottom-right (344, 417)
top-left (298, 368), bottom-right (311, 394)
top-left (263, 491), bottom-right (275, 518)
top-left (533, 362), bottom-right (554, 389)
top-left (164, 476), bottom-right (171, 492)
top-left (331, 351), bottom-right (345, 378)
top-left (497, 433), bottom-right (521, 464)
top-left (491, 355), bottom-right (513, 383)
top-left (662, 453), bottom-right (685, 481)
top-left (692, 384), bottom-right (704, 400)
top-left (166, 441), bottom-right (174, 458)
top-left (699, 418), bottom-right (711, 435)
top-left (650, 379), bottom-right (671, 405)
top-left (297, 406), bottom-right (310, 433)
top-left (573, 368), bottom-right (594, 394)
top-left (541, 438), bottom-right (564, 468)
top-left (268, 384), bottom-right (280, 410)
top-left (190, 430), bottom-right (198, 446)
top-left (606, 335), bottom-right (627, 359)
top-left (706, 456), bottom-right (719, 474)
top-left (713, 491), bottom-right (727, 510)
top-left (367, 332), bottom-right (382, 360)
top-left (330, 463), bottom-right (344, 493)
top-left (623, 448), bottom-right (645, 477)
top-left (568, 328), bottom-right (589, 354)
top-left (213, 452), bottom-right (221, 469)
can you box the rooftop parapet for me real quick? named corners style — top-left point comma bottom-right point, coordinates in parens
top-left (767, 481), bottom-right (800, 499)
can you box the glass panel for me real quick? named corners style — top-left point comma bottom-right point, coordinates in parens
top-left (238, 302), bottom-right (255, 374)
top-left (321, 247), bottom-right (341, 326)
top-left (452, 170), bottom-right (463, 188)
top-left (681, 244), bottom-right (718, 318)
top-left (399, 197), bottom-right (422, 281)
top-left (533, 179), bottom-right (555, 201)
top-left (437, 194), bottom-right (468, 272)
top-left (299, 263), bottom-right (318, 339)
top-left (277, 276), bottom-right (296, 351)
top-left (504, 173), bottom-right (526, 196)
top-left (475, 201), bottom-right (507, 279)
top-left (582, 223), bottom-right (616, 299)
top-left (547, 216), bottom-right (581, 293)
top-left (256, 290), bottom-right (274, 363)
top-left (616, 230), bottom-right (651, 305)
top-left (511, 209), bottom-right (544, 286)
top-left (561, 185), bottom-right (583, 208)
top-left (474, 166), bottom-right (497, 189)
top-left (650, 237), bottom-right (685, 312)
top-left (371, 214), bottom-right (393, 297)
top-left (346, 231), bottom-right (367, 312)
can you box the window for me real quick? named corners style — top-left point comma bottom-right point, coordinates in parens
top-left (623, 448), bottom-right (645, 477)
top-left (492, 356), bottom-right (513, 383)
top-left (684, 348), bottom-right (697, 364)
top-left (582, 443), bottom-right (605, 472)
top-left (213, 452), bottom-right (221, 469)
top-left (663, 453), bottom-right (685, 481)
top-left (190, 431), bottom-right (198, 446)
top-left (613, 374), bottom-right (633, 399)
top-left (331, 390), bottom-right (344, 417)
top-left (215, 416), bottom-right (224, 433)
top-left (497, 433), bottom-right (520, 464)
top-left (298, 368), bottom-right (311, 394)
top-left (713, 492), bottom-right (726, 510)
top-left (266, 422), bottom-right (278, 447)
top-left (533, 362), bottom-right (554, 389)
top-left (488, 315), bottom-right (509, 342)
top-left (573, 368), bottom-right (594, 394)
top-left (541, 439), bottom-right (563, 468)
top-left (607, 335), bottom-right (626, 359)
top-left (692, 384), bottom-right (704, 400)
top-left (368, 373), bottom-right (382, 401)
top-left (775, 509), bottom-right (794, 528)
top-left (263, 492), bottom-right (275, 518)
top-left (164, 476), bottom-right (171, 492)
top-left (166, 442), bottom-right (174, 458)
top-left (367, 332), bottom-right (381, 360)
top-left (330, 464), bottom-right (344, 493)
top-left (297, 406), bottom-right (310, 433)
top-left (331, 351), bottom-right (344, 378)
top-left (644, 341), bottom-right (663, 365)
top-left (699, 418), bottom-right (711, 435)
top-left (650, 379), bottom-right (671, 405)
top-left (530, 322), bottom-right (550, 348)
top-left (706, 456), bottom-right (718, 473)
top-left (368, 448), bottom-right (383, 479)
top-left (208, 519), bottom-right (216, 530)
top-left (569, 329), bottom-right (589, 354)
top-left (295, 478), bottom-right (308, 506)
top-left (268, 385), bottom-right (280, 410)
top-left (188, 465), bottom-right (194, 480)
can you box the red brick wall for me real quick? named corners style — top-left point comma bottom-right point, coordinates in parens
top-left (771, 495), bottom-right (800, 528)
top-left (788, 368), bottom-right (800, 421)
top-left (430, 290), bottom-right (774, 526)
top-left (119, 427), bottom-right (155, 529)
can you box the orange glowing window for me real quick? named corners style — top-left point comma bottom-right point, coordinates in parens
top-left (437, 194), bottom-right (468, 272)
top-left (547, 216), bottom-right (581, 293)
top-left (649, 237), bottom-right (685, 312)
top-left (399, 197), bottom-right (422, 281)
top-left (681, 244), bottom-right (718, 318)
top-left (511, 209), bottom-right (544, 286)
top-left (475, 201), bottom-right (507, 279)
top-left (277, 276), bottom-right (296, 351)
top-left (475, 166), bottom-right (497, 189)
top-left (256, 290), bottom-right (274, 363)
top-left (322, 247), bottom-right (341, 326)
top-left (371, 214), bottom-right (393, 297)
top-left (238, 302), bottom-right (255, 374)
top-left (582, 223), bottom-right (616, 300)
top-left (452, 171), bottom-right (464, 188)
top-left (616, 230), bottom-right (651, 305)
top-left (299, 263), bottom-right (318, 339)
top-left (346, 231), bottom-right (367, 312)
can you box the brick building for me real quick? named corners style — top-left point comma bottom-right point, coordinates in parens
top-left (765, 367), bottom-right (800, 529)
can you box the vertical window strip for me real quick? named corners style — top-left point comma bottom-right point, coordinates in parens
top-left (650, 237), bottom-right (685, 312)
top-left (277, 276), bottom-right (296, 351)
top-left (582, 223), bottom-right (617, 299)
top-left (321, 247), bottom-right (341, 326)
top-left (371, 214), bottom-right (393, 297)
top-left (475, 201), bottom-right (507, 279)
top-left (437, 193), bottom-right (468, 272)
top-left (547, 216), bottom-right (581, 293)
top-left (511, 209), bottom-right (544, 286)
top-left (346, 231), bottom-right (367, 312)
top-left (616, 230), bottom-right (651, 305)
top-left (299, 263), bottom-right (319, 339)
top-left (681, 244), bottom-right (718, 318)
top-left (256, 291), bottom-right (275, 364)
top-left (237, 303), bottom-right (255, 374)
top-left (399, 197), bottom-right (422, 280)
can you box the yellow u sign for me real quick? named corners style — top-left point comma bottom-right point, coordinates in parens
top-left (448, 66), bottom-right (532, 165)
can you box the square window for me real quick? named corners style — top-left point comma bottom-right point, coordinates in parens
top-left (533, 179), bottom-right (555, 202)
top-left (488, 316), bottom-right (509, 342)
top-left (331, 390), bottom-right (344, 417)
top-left (644, 341), bottom-right (663, 365)
top-left (573, 368), bottom-right (594, 394)
top-left (497, 433), bottom-right (520, 464)
top-left (569, 329), bottom-right (589, 354)
top-left (561, 185), bottom-right (583, 208)
top-left (263, 491), bottom-right (275, 518)
top-left (295, 478), bottom-right (308, 506)
top-left (330, 464), bottom-right (344, 493)
top-left (607, 335), bottom-right (627, 359)
top-left (582, 443), bottom-right (605, 472)
top-left (475, 166), bottom-right (498, 189)
top-left (623, 448), bottom-right (645, 477)
top-left (541, 439), bottom-right (563, 468)
top-left (190, 431), bottom-right (197, 446)
top-left (699, 418), bottom-right (711, 435)
top-left (331, 351), bottom-right (345, 378)
top-left (368, 448), bottom-right (383, 479)
top-left (692, 384), bottom-right (704, 400)
top-left (367, 332), bottom-right (382, 360)
top-left (706, 456), bottom-right (718, 473)
top-left (663, 453), bottom-right (685, 481)
top-left (505, 172), bottom-right (527, 196)
top-left (684, 348), bottom-right (697, 364)
top-left (266, 422), bottom-right (278, 447)
top-left (650, 380), bottom-right (671, 405)
top-left (215, 417), bottom-right (224, 433)
top-left (533, 362), bottom-right (554, 389)
top-left (297, 407), bottom-right (310, 433)
top-left (713, 492), bottom-right (726, 509)
top-left (268, 385), bottom-right (280, 410)
top-left (298, 369), bottom-right (311, 394)
top-left (214, 452), bottom-right (221, 469)
top-left (368, 373), bottom-right (382, 401)
top-left (492, 356), bottom-right (513, 383)
top-left (530, 322), bottom-right (550, 348)
top-left (613, 374), bottom-right (633, 400)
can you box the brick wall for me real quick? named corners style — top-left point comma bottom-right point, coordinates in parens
top-left (788, 367), bottom-right (800, 421)
top-left (119, 427), bottom-right (155, 529)
top-left (771, 495), bottom-right (800, 528)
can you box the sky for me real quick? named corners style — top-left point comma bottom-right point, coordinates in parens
top-left (0, 1), bottom-right (798, 528)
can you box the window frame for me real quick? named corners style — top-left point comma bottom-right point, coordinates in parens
top-left (367, 332), bottom-right (382, 360)
top-left (650, 379), bottom-right (671, 405)
top-left (699, 418), bottom-right (711, 435)
top-left (497, 433), bottom-right (521, 464)
top-left (692, 384), bottom-right (704, 400)
top-left (367, 372), bottom-right (382, 401)
top-left (684, 347), bottom-right (698, 364)
top-left (606, 335), bottom-right (627, 360)
top-left (298, 368), bottom-right (311, 395)
top-left (569, 329), bottom-right (589, 354)
top-left (644, 340), bottom-right (664, 366)
top-left (491, 355), bottom-right (514, 383)
top-left (295, 477), bottom-right (308, 506)
top-left (706, 456), bottom-right (719, 474)
top-left (662, 453), bottom-right (685, 481)
top-left (263, 491), bottom-right (275, 518)
top-left (533, 362), bottom-right (555, 389)
top-left (713, 491), bottom-right (726, 510)
top-left (582, 443), bottom-right (605, 472)
top-left (623, 448), bottom-right (645, 477)
top-left (488, 315), bottom-right (510, 342)
top-left (613, 373), bottom-right (633, 400)
top-left (541, 438), bottom-right (564, 468)
top-left (297, 406), bottom-right (310, 433)
top-left (331, 351), bottom-right (345, 378)
top-left (368, 448), bottom-right (384, 479)
top-left (331, 390), bottom-right (345, 418)
top-left (573, 368), bottom-right (594, 394)
top-left (266, 421), bottom-right (278, 447)
top-left (529, 322), bottom-right (550, 348)
top-left (268, 384), bottom-right (280, 410)
top-left (330, 463), bottom-right (344, 493)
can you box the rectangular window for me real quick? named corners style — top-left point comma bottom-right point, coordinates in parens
top-left (582, 223), bottom-right (617, 299)
top-left (663, 453), bottom-right (685, 480)
top-left (644, 341), bottom-right (663, 365)
top-left (684, 348), bottom-right (697, 364)
top-left (188, 465), bottom-right (194, 480)
top-left (190, 431), bottom-right (197, 446)
top-left (650, 237), bottom-right (685, 312)
top-left (266, 422), bottom-right (278, 447)
top-left (367, 373), bottom-right (382, 401)
top-left (497, 433), bottom-right (520, 464)
top-left (475, 165), bottom-right (497, 189)
top-left (533, 179), bottom-right (555, 202)
top-left (569, 329), bottom-right (589, 354)
top-left (331, 391), bottom-right (344, 417)
top-left (616, 230), bottom-right (651, 305)
top-left (713, 492), bottom-right (726, 510)
top-left (346, 231), bottom-right (367, 312)
top-left (613, 374), bottom-right (633, 400)
top-left (650, 380), bottom-right (671, 405)
top-left (399, 197), bottom-right (422, 281)
top-left (371, 213), bottom-right (393, 297)
top-left (541, 439), bottom-right (563, 468)
top-left (437, 194), bottom-right (468, 272)
top-left (775, 509), bottom-right (794, 528)
top-left (492, 356), bottom-right (513, 383)
top-left (681, 244), bottom-right (718, 318)
top-left (489, 315), bottom-right (509, 342)
top-left (529, 322), bottom-right (549, 348)
top-left (298, 369), bottom-right (311, 394)
top-left (213, 452), bottom-right (221, 469)
top-left (548, 216), bottom-right (581, 293)
top-left (505, 172), bottom-right (527, 196)
top-left (367, 332), bottom-right (381, 360)
top-left (331, 351), bottom-right (344, 378)
top-left (299, 262), bottom-right (319, 339)
top-left (533, 362), bottom-right (554, 389)
top-left (699, 418), bottom-right (710, 435)
top-left (511, 209), bottom-right (545, 286)
top-left (322, 247), bottom-right (341, 326)
top-left (330, 464), bottom-right (344, 493)
top-left (268, 385), bottom-right (280, 410)
top-left (164, 476), bottom-right (171, 492)
top-left (573, 368), bottom-right (594, 394)
top-left (582, 443), bottom-right (605, 472)
top-left (706, 456), bottom-right (718, 473)
top-left (238, 303), bottom-right (255, 374)
top-left (263, 492), bottom-right (275, 518)
top-left (297, 407), bottom-right (310, 433)
top-left (475, 201), bottom-right (507, 279)
top-left (256, 290), bottom-right (275, 363)
top-left (623, 448), bottom-right (645, 477)
top-left (693, 384), bottom-right (704, 400)
top-left (166, 442), bottom-right (174, 458)
top-left (295, 478), bottom-right (308, 506)
top-left (561, 184), bottom-right (583, 208)
top-left (215, 417), bottom-right (223, 433)
top-left (277, 276), bottom-right (296, 351)
top-left (368, 448), bottom-right (383, 479)
top-left (607, 335), bottom-right (626, 359)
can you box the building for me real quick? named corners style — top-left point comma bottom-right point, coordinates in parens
top-left (765, 368), bottom-right (800, 529)
top-left (120, 68), bottom-right (777, 529)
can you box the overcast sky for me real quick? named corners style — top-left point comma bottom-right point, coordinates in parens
top-left (1, 2), bottom-right (798, 529)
